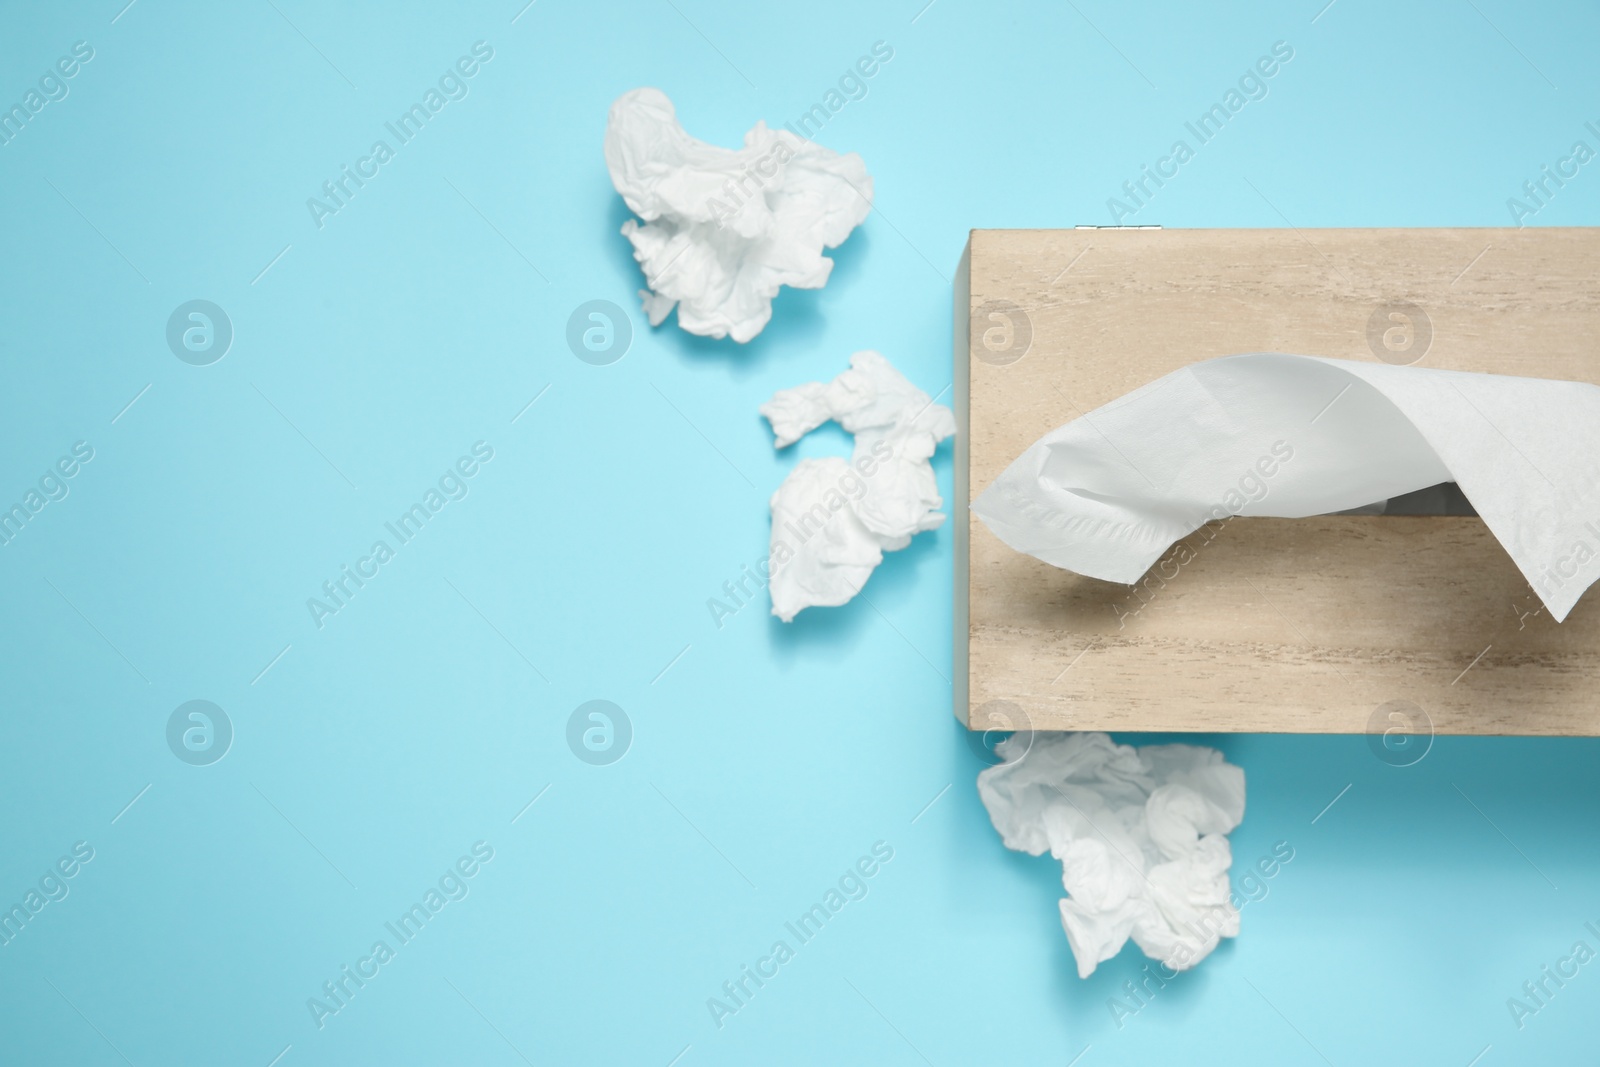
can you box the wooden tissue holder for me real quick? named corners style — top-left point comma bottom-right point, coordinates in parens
top-left (954, 227), bottom-right (1600, 736)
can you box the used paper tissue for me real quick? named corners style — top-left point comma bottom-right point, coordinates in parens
top-left (603, 88), bottom-right (873, 342)
top-left (978, 731), bottom-right (1246, 978)
top-left (761, 351), bottom-right (955, 621)
top-left (974, 354), bottom-right (1600, 621)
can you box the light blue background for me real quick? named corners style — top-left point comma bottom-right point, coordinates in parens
top-left (2, 1), bottom-right (1598, 1064)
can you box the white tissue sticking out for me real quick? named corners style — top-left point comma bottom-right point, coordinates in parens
top-left (762, 351), bottom-right (955, 621)
top-left (973, 354), bottom-right (1600, 621)
top-left (978, 732), bottom-right (1246, 978)
top-left (603, 87), bottom-right (873, 343)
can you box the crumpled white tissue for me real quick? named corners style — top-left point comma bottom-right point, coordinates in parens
top-left (974, 353), bottom-right (1600, 621)
top-left (978, 731), bottom-right (1246, 978)
top-left (762, 351), bottom-right (955, 621)
top-left (603, 87), bottom-right (873, 343)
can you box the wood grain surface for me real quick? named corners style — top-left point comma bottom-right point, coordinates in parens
top-left (955, 227), bottom-right (1600, 735)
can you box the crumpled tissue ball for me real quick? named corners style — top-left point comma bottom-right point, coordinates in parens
top-left (603, 87), bottom-right (873, 343)
top-left (761, 351), bottom-right (954, 621)
top-left (977, 731), bottom-right (1246, 978)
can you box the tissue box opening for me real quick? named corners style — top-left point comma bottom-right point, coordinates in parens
top-left (1337, 482), bottom-right (1478, 517)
